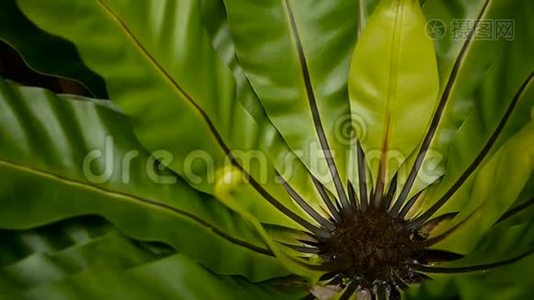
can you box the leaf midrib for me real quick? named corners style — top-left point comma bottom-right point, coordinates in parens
top-left (0, 158), bottom-right (272, 256)
top-left (373, 0), bottom-right (405, 205)
top-left (282, 0), bottom-right (349, 209)
top-left (94, 0), bottom-right (320, 233)
top-left (95, 0), bottom-right (229, 151)
top-left (393, 0), bottom-right (493, 209)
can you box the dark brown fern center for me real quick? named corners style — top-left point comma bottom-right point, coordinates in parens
top-left (321, 207), bottom-right (426, 287)
top-left (282, 170), bottom-right (459, 300)
top-left (274, 143), bottom-right (464, 300)
top-left (307, 193), bottom-right (448, 300)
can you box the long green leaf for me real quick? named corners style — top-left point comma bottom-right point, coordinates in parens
top-left (396, 0), bottom-right (494, 200)
top-left (0, 79), bottom-right (289, 281)
top-left (16, 0), bottom-right (322, 232)
top-left (0, 216), bottom-right (173, 296)
top-left (222, 0), bottom-right (357, 201)
top-left (397, 0), bottom-right (534, 209)
top-left (200, 0), bottom-right (342, 228)
top-left (433, 117), bottom-right (534, 253)
top-left (0, 218), bottom-right (306, 299)
top-left (8, 254), bottom-right (308, 300)
top-left (348, 0), bottom-right (440, 201)
top-left (0, 216), bottom-right (115, 268)
top-left (407, 0), bottom-right (534, 223)
top-left (430, 0), bottom-right (534, 196)
top-left (0, 232), bottom-right (161, 292)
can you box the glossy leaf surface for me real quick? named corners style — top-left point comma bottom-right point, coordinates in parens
top-left (222, 0), bottom-right (357, 191)
top-left (349, 0), bottom-right (440, 189)
top-left (0, 217), bottom-right (306, 299)
top-left (0, 79), bottom-right (288, 281)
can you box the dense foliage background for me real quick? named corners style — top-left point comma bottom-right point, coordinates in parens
top-left (0, 0), bottom-right (532, 299)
